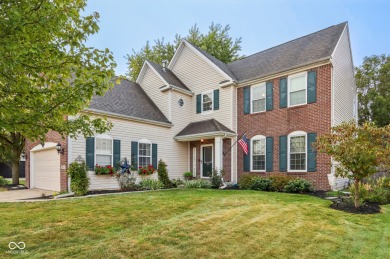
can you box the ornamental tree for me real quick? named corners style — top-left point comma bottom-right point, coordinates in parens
top-left (316, 121), bottom-right (390, 207)
top-left (0, 1), bottom-right (116, 184)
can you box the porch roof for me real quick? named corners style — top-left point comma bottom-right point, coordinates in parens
top-left (174, 119), bottom-right (236, 141)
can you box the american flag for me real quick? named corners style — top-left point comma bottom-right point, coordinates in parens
top-left (238, 133), bottom-right (248, 155)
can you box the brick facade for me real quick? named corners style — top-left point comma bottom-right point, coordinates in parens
top-left (25, 130), bottom-right (68, 192)
top-left (237, 64), bottom-right (332, 190)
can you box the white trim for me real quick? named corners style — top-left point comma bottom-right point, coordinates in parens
top-left (287, 131), bottom-right (307, 173)
top-left (174, 131), bottom-right (237, 142)
top-left (168, 40), bottom-right (234, 81)
top-left (250, 83), bottom-right (266, 113)
top-left (330, 23), bottom-right (348, 60)
top-left (192, 146), bottom-right (197, 177)
top-left (29, 142), bottom-right (58, 190)
top-left (200, 144), bottom-right (213, 178)
top-left (250, 135), bottom-right (266, 172)
top-left (95, 137), bottom-right (113, 167)
top-left (331, 66), bottom-right (334, 127)
top-left (201, 90), bottom-right (214, 114)
top-left (288, 71), bottom-right (307, 107)
top-left (138, 140), bottom-right (152, 168)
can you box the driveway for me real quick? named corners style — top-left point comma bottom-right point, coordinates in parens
top-left (0, 188), bottom-right (54, 202)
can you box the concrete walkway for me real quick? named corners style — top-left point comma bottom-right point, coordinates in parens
top-left (0, 188), bottom-right (54, 202)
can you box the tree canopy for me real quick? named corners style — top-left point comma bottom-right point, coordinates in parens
top-left (0, 0), bottom-right (116, 183)
top-left (355, 54), bottom-right (390, 127)
top-left (126, 23), bottom-right (243, 81)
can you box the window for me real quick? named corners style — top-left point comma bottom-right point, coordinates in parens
top-left (202, 91), bottom-right (213, 112)
top-left (288, 131), bottom-right (306, 171)
top-left (138, 139), bottom-right (151, 168)
top-left (95, 136), bottom-right (113, 166)
top-left (251, 84), bottom-right (266, 113)
top-left (288, 72), bottom-right (307, 106)
top-left (251, 135), bottom-right (266, 171)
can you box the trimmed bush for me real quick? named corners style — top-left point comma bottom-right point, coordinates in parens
top-left (184, 179), bottom-right (211, 189)
top-left (210, 169), bottom-right (224, 189)
top-left (239, 174), bottom-right (258, 190)
top-left (284, 178), bottom-right (313, 193)
top-left (67, 162), bottom-right (90, 196)
top-left (158, 160), bottom-right (172, 188)
top-left (140, 179), bottom-right (164, 190)
top-left (268, 174), bottom-right (294, 192)
top-left (250, 177), bottom-right (273, 191)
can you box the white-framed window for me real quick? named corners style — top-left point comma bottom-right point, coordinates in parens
top-left (95, 134), bottom-right (113, 166)
top-left (288, 72), bottom-right (307, 107)
top-left (202, 91), bottom-right (213, 113)
top-left (251, 83), bottom-right (266, 113)
top-left (138, 139), bottom-right (152, 168)
top-left (251, 135), bottom-right (266, 171)
top-left (288, 131), bottom-right (307, 172)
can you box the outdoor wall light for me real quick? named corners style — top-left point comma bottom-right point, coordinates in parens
top-left (20, 151), bottom-right (27, 160)
top-left (56, 142), bottom-right (64, 155)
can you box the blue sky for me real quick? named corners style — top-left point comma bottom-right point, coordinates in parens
top-left (85, 0), bottom-right (390, 76)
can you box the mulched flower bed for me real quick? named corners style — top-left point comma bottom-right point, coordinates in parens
top-left (330, 200), bottom-right (381, 214)
top-left (3, 184), bottom-right (27, 191)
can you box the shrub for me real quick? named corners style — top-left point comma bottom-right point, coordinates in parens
top-left (184, 179), bottom-right (211, 189)
top-left (158, 160), bottom-right (172, 188)
top-left (171, 178), bottom-right (184, 187)
top-left (140, 179), bottom-right (164, 190)
top-left (67, 162), bottom-right (90, 196)
top-left (284, 178), bottom-right (313, 193)
top-left (210, 169), bottom-right (224, 189)
top-left (360, 177), bottom-right (390, 205)
top-left (268, 174), bottom-right (294, 192)
top-left (114, 172), bottom-right (137, 191)
top-left (250, 177), bottom-right (273, 191)
top-left (0, 176), bottom-right (9, 187)
top-left (239, 174), bottom-right (258, 190)
top-left (183, 172), bottom-right (193, 181)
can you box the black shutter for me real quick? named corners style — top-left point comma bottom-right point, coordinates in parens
top-left (307, 133), bottom-right (317, 172)
top-left (243, 138), bottom-right (250, 171)
top-left (131, 141), bottom-right (138, 169)
top-left (307, 71), bottom-right (317, 104)
top-left (196, 94), bottom-right (201, 114)
top-left (152, 143), bottom-right (158, 169)
top-left (213, 89), bottom-right (219, 110)
top-left (86, 137), bottom-right (95, 170)
top-left (113, 140), bottom-right (121, 169)
top-left (266, 137), bottom-right (274, 172)
top-left (279, 78), bottom-right (287, 108)
top-left (266, 82), bottom-right (273, 111)
top-left (279, 135), bottom-right (287, 172)
top-left (243, 86), bottom-right (251, 114)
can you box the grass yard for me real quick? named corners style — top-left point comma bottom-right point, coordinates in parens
top-left (0, 189), bottom-right (389, 258)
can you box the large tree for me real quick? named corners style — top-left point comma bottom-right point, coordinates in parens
top-left (0, 0), bottom-right (116, 184)
top-left (316, 121), bottom-right (390, 208)
top-left (355, 54), bottom-right (390, 127)
top-left (127, 23), bottom-right (243, 81)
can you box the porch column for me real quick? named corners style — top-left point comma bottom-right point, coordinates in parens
top-left (214, 136), bottom-right (223, 173)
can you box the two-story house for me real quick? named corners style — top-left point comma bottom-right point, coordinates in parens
top-left (25, 22), bottom-right (356, 192)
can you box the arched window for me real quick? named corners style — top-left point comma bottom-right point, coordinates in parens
top-left (251, 135), bottom-right (266, 171)
top-left (138, 138), bottom-right (152, 168)
top-left (95, 134), bottom-right (113, 166)
top-left (288, 131), bottom-right (307, 172)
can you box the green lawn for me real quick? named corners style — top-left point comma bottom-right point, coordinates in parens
top-left (0, 189), bottom-right (389, 258)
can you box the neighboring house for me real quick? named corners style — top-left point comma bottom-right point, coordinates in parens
top-left (24, 22), bottom-right (356, 192)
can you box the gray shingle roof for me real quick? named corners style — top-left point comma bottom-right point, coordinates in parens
top-left (147, 60), bottom-right (191, 92)
top-left (227, 22), bottom-right (347, 82)
top-left (186, 22), bottom-right (346, 83)
top-left (175, 119), bottom-right (235, 137)
top-left (89, 79), bottom-right (171, 124)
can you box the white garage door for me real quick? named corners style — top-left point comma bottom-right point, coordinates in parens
top-left (33, 148), bottom-right (61, 191)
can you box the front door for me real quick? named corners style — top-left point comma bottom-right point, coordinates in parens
top-left (202, 145), bottom-right (213, 177)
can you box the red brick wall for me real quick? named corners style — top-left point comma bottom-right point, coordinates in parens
top-left (223, 138), bottom-right (232, 182)
top-left (236, 64), bottom-right (332, 190)
top-left (25, 130), bottom-right (68, 192)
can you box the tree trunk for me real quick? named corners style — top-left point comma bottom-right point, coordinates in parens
top-left (354, 179), bottom-right (360, 208)
top-left (12, 159), bottom-right (20, 185)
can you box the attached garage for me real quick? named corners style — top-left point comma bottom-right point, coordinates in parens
top-left (30, 143), bottom-right (61, 192)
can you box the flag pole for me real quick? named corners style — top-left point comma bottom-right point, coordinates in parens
top-left (223, 131), bottom-right (246, 156)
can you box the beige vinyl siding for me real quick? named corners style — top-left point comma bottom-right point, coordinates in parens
top-left (71, 116), bottom-right (188, 190)
top-left (139, 66), bottom-right (169, 119)
top-left (332, 25), bottom-right (357, 126)
top-left (171, 45), bottom-right (234, 129)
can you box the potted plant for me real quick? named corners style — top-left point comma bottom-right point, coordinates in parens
top-left (138, 164), bottom-right (156, 177)
top-left (95, 164), bottom-right (116, 176)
